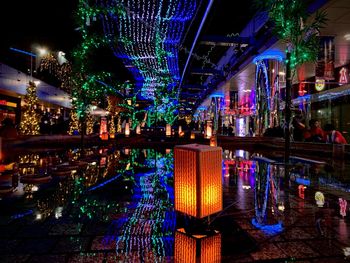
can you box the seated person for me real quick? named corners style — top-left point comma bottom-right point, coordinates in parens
top-left (304, 119), bottom-right (324, 142)
top-left (323, 124), bottom-right (348, 144)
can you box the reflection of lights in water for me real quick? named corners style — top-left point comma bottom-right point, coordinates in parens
top-left (31, 185), bottom-right (39, 192)
top-left (277, 203), bottom-right (285, 212)
top-left (55, 207), bottom-right (63, 219)
top-left (343, 247), bottom-right (350, 257)
top-left (174, 230), bottom-right (221, 263)
top-left (242, 185), bottom-right (251, 190)
top-left (251, 219), bottom-right (283, 235)
top-left (35, 213), bottom-right (42, 220)
top-left (315, 191), bottom-right (325, 207)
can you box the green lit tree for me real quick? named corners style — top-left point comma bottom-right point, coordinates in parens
top-left (258, 0), bottom-right (327, 162)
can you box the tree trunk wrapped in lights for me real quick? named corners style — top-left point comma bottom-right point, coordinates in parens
top-left (109, 115), bottom-right (116, 138)
top-left (68, 109), bottom-right (80, 135)
top-left (85, 113), bottom-right (94, 135)
top-left (20, 81), bottom-right (40, 135)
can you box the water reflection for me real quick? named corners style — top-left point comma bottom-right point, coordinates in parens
top-left (174, 230), bottom-right (221, 263)
top-left (1, 147), bottom-right (350, 261)
top-left (102, 149), bottom-right (175, 261)
top-left (252, 159), bottom-right (283, 235)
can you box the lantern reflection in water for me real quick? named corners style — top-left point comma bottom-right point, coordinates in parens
top-left (166, 124), bottom-right (172, 136)
top-left (125, 122), bottom-right (130, 137)
top-left (174, 144), bottom-right (222, 219)
top-left (100, 117), bottom-right (108, 140)
top-left (136, 124), bottom-right (141, 134)
top-left (175, 229), bottom-right (221, 263)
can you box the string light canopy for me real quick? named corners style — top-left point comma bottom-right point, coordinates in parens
top-left (97, 0), bottom-right (200, 110)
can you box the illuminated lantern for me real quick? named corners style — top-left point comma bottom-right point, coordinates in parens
top-left (315, 191), bottom-right (325, 207)
top-left (209, 136), bottom-right (217, 147)
top-left (124, 148), bottom-right (130, 155)
top-left (190, 132), bottom-right (195, 139)
top-left (178, 125), bottom-right (182, 135)
top-left (174, 229), bottom-right (221, 263)
top-left (205, 121), bottom-right (212, 139)
top-left (99, 117), bottom-right (108, 140)
top-left (136, 125), bottom-right (141, 135)
top-left (277, 203), bottom-right (285, 212)
top-left (125, 122), bottom-right (130, 137)
top-left (174, 144), bottom-right (223, 218)
top-left (109, 133), bottom-right (115, 139)
top-left (166, 124), bottom-right (172, 137)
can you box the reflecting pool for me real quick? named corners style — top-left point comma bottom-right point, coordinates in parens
top-left (0, 146), bottom-right (349, 262)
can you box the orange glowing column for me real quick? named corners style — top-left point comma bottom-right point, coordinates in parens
top-left (174, 144), bottom-right (223, 218)
top-left (100, 117), bottom-right (108, 140)
top-left (174, 230), bottom-right (221, 263)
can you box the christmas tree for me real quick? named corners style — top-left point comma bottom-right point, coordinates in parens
top-left (68, 109), bottom-right (80, 135)
top-left (20, 81), bottom-right (40, 135)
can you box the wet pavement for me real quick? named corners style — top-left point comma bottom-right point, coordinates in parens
top-left (0, 147), bottom-right (349, 262)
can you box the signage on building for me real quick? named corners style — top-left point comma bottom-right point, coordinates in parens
top-left (0, 100), bottom-right (17, 108)
top-left (315, 78), bottom-right (325, 92)
top-left (339, 67), bottom-right (349, 85)
top-left (316, 36), bottom-right (335, 80)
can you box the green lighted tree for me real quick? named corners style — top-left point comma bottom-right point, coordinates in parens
top-left (260, 0), bottom-right (327, 70)
top-left (257, 0), bottom-right (327, 162)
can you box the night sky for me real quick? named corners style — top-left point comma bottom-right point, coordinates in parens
top-left (0, 0), bottom-right (257, 84)
top-left (1, 0), bottom-right (78, 53)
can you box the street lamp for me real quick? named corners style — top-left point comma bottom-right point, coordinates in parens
top-left (38, 47), bottom-right (48, 56)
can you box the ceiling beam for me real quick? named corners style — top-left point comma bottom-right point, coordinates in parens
top-left (199, 35), bottom-right (252, 47)
top-left (191, 68), bottom-right (223, 76)
top-left (182, 84), bottom-right (207, 90)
